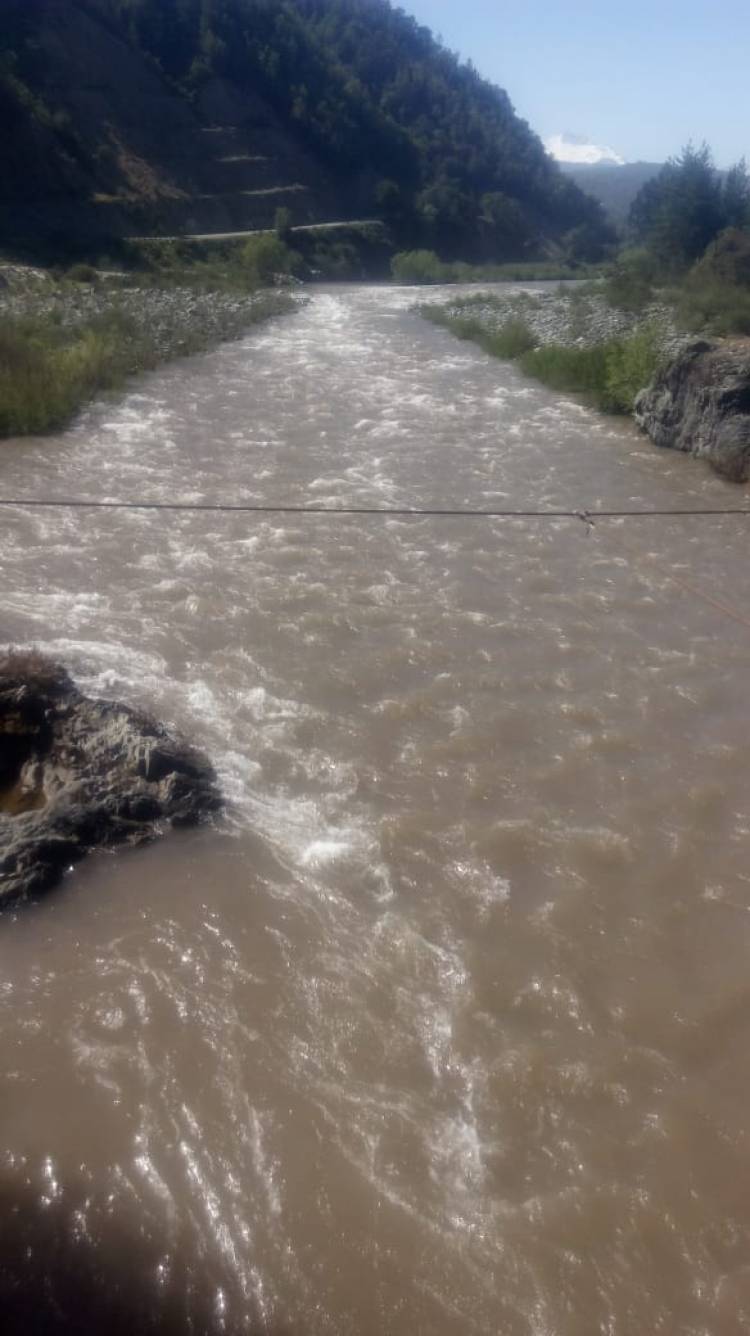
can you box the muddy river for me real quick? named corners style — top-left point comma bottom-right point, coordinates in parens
top-left (2, 284), bottom-right (750, 1334)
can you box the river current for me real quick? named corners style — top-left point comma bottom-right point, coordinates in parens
top-left (2, 284), bottom-right (750, 1335)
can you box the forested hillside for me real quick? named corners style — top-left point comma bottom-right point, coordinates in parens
top-left (0, 0), bottom-right (611, 260)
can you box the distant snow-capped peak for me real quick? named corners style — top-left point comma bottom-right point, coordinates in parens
top-left (545, 132), bottom-right (625, 166)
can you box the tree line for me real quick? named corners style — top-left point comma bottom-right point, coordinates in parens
top-left (605, 144), bottom-right (750, 334)
top-left (629, 143), bottom-right (749, 270)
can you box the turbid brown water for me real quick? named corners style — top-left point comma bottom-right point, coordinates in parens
top-left (2, 284), bottom-right (750, 1335)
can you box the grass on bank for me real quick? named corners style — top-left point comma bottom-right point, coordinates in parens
top-left (521, 334), bottom-right (665, 412)
top-left (0, 314), bottom-right (132, 436)
top-left (0, 219), bottom-right (392, 438)
top-left (0, 289), bottom-right (294, 438)
top-left (423, 304), bottom-right (665, 414)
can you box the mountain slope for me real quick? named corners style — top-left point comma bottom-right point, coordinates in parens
top-left (559, 162), bottom-right (663, 228)
top-left (0, 0), bottom-right (346, 250)
top-left (0, 0), bottom-right (611, 259)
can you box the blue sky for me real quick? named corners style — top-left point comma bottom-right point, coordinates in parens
top-left (402, 0), bottom-right (749, 166)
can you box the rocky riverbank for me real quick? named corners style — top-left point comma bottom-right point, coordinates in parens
top-left (0, 263), bottom-right (302, 367)
top-left (0, 263), bottom-right (304, 438)
top-left (0, 653), bottom-right (222, 905)
top-left (635, 338), bottom-right (750, 482)
top-left (422, 284), bottom-right (688, 357)
top-left (421, 286), bottom-right (750, 481)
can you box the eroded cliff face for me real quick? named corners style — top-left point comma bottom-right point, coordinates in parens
top-left (635, 339), bottom-right (750, 482)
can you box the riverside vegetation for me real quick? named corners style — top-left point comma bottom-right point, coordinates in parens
top-left (0, 231), bottom-right (602, 441)
top-left (587, 143), bottom-right (750, 341)
top-left (421, 145), bottom-right (750, 426)
top-left (389, 251), bottom-right (600, 285)
top-left (421, 291), bottom-right (671, 414)
top-left (0, 235), bottom-right (303, 438)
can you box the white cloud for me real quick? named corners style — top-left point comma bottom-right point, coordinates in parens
top-left (545, 132), bottom-right (625, 166)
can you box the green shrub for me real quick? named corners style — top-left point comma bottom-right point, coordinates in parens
top-left (604, 324), bottom-right (665, 411)
top-left (391, 250), bottom-right (447, 283)
top-left (521, 331), bottom-right (663, 413)
top-left (604, 230), bottom-right (750, 335)
top-left (310, 240), bottom-right (362, 278)
top-left (240, 234), bottom-right (301, 284)
top-left (463, 316), bottom-right (537, 359)
top-left (521, 330), bottom-right (664, 412)
top-left (66, 262), bottom-right (99, 285)
top-left (520, 342), bottom-right (612, 403)
top-left (128, 235), bottom-right (301, 292)
top-left (672, 275), bottom-right (750, 335)
top-left (604, 248), bottom-right (660, 312)
top-left (691, 228), bottom-right (750, 288)
top-left (484, 317), bottom-right (538, 359)
top-left (421, 306), bottom-right (537, 357)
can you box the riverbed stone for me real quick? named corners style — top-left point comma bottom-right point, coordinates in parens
top-left (0, 652), bottom-right (221, 905)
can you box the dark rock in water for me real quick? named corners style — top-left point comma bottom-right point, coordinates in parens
top-left (635, 338), bottom-right (750, 482)
top-left (0, 652), bottom-right (222, 906)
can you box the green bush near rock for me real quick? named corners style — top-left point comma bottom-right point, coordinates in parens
top-left (603, 324), bottom-right (666, 411)
top-left (520, 328), bottom-right (664, 413)
top-left (671, 276), bottom-right (750, 336)
top-left (519, 342), bottom-right (611, 403)
top-left (603, 248), bottom-right (659, 312)
top-left (691, 228), bottom-right (750, 289)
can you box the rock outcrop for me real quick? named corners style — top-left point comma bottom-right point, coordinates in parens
top-left (0, 653), bottom-right (221, 906)
top-left (635, 338), bottom-right (750, 482)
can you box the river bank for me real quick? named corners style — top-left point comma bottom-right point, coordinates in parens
top-left (423, 284), bottom-right (687, 349)
top-left (0, 264), bottom-right (302, 438)
top-left (420, 284), bottom-right (750, 479)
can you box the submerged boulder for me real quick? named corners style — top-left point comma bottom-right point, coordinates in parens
top-left (634, 338), bottom-right (750, 482)
top-left (0, 652), bottom-right (221, 905)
